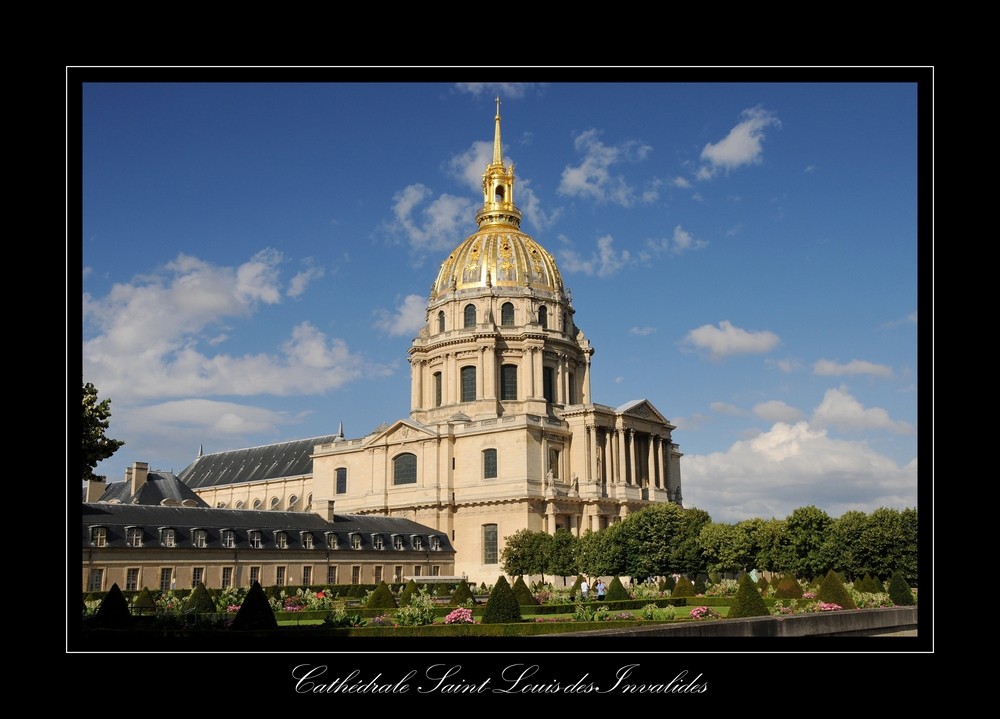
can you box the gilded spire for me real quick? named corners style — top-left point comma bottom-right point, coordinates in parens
top-left (493, 96), bottom-right (503, 166)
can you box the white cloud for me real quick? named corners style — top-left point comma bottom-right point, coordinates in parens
top-left (811, 386), bottom-right (914, 435)
top-left (711, 402), bottom-right (748, 416)
top-left (673, 414), bottom-right (712, 431)
top-left (615, 376), bottom-right (624, 383)
top-left (805, 165), bottom-right (816, 173)
top-left (447, 140), bottom-right (496, 192)
top-left (389, 184), bottom-right (476, 253)
top-left (768, 357), bottom-right (805, 373)
top-left (455, 83), bottom-right (538, 98)
top-left (630, 326), bottom-right (656, 336)
top-left (681, 320), bottom-right (780, 360)
top-left (518, 179), bottom-right (560, 231)
top-left (287, 265), bottom-right (324, 298)
top-left (672, 176), bottom-right (692, 189)
top-left (374, 294), bottom-right (427, 337)
top-left (882, 311), bottom-right (917, 329)
top-left (753, 400), bottom-right (805, 423)
top-left (699, 106), bottom-right (780, 179)
top-left (125, 399), bottom-right (293, 436)
top-left (557, 129), bottom-right (651, 207)
top-left (813, 359), bottom-right (893, 378)
top-left (683, 421), bottom-right (917, 522)
top-left (559, 235), bottom-right (631, 277)
top-left (84, 252), bottom-right (377, 402)
top-left (646, 225), bottom-right (708, 257)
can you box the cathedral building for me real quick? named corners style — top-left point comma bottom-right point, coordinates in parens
top-left (179, 105), bottom-right (683, 584)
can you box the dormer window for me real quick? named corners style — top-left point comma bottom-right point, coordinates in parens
top-left (302, 532), bottom-right (314, 549)
top-left (325, 532), bottom-right (339, 550)
top-left (431, 536), bottom-right (442, 551)
top-left (351, 533), bottom-right (362, 550)
top-left (90, 526), bottom-right (107, 548)
top-left (275, 531), bottom-right (287, 549)
top-left (193, 529), bottom-right (207, 548)
top-left (249, 530), bottom-right (262, 549)
top-left (158, 527), bottom-right (174, 547)
top-left (393, 535), bottom-right (403, 550)
top-left (412, 535), bottom-right (423, 551)
top-left (128, 527), bottom-right (144, 548)
top-left (222, 529), bottom-right (235, 548)
top-left (372, 534), bottom-right (384, 550)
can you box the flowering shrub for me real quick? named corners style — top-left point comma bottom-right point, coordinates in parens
top-left (226, 604), bottom-right (242, 613)
top-left (612, 612), bottom-right (636, 621)
top-left (771, 600), bottom-right (798, 615)
top-left (395, 590), bottom-right (438, 626)
top-left (849, 590), bottom-right (894, 608)
top-left (283, 596), bottom-right (306, 612)
top-left (806, 602), bottom-right (842, 612)
top-left (641, 603), bottom-right (676, 621)
top-left (444, 608), bottom-right (475, 625)
top-left (689, 606), bottom-right (721, 620)
top-left (803, 592), bottom-right (816, 599)
top-left (703, 579), bottom-right (738, 597)
top-left (323, 600), bottom-right (363, 628)
top-left (367, 614), bottom-right (394, 626)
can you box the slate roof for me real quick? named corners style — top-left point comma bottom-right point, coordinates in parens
top-left (95, 471), bottom-right (209, 507)
top-left (177, 434), bottom-right (344, 489)
top-left (82, 503), bottom-right (455, 553)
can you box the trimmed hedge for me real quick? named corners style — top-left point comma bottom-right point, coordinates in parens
top-left (232, 581), bottom-right (278, 630)
top-left (511, 576), bottom-right (536, 606)
top-left (888, 571), bottom-right (914, 606)
top-left (481, 576), bottom-right (522, 624)
top-left (450, 579), bottom-right (477, 606)
top-left (366, 581), bottom-right (398, 610)
top-left (93, 583), bottom-right (132, 628)
top-left (727, 574), bottom-right (770, 618)
top-left (605, 577), bottom-right (631, 601)
top-left (672, 575), bottom-right (695, 598)
top-left (774, 575), bottom-right (804, 599)
top-left (816, 570), bottom-right (857, 610)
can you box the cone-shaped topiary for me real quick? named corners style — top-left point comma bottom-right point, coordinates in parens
top-left (450, 579), bottom-right (477, 606)
top-left (661, 575), bottom-right (676, 592)
top-left (133, 587), bottom-right (156, 615)
top-left (93, 583), bottom-right (132, 628)
top-left (728, 574), bottom-right (770, 618)
top-left (756, 576), bottom-right (769, 592)
top-left (232, 581), bottom-right (278, 630)
top-left (605, 576), bottom-right (631, 601)
top-left (511, 576), bottom-right (536, 605)
top-left (399, 579), bottom-right (419, 605)
top-left (816, 570), bottom-right (857, 609)
top-left (367, 581), bottom-right (398, 610)
top-left (671, 575), bottom-right (695, 598)
top-left (708, 572), bottom-right (720, 585)
top-left (569, 574), bottom-right (583, 600)
top-left (872, 575), bottom-right (886, 593)
top-left (693, 576), bottom-right (707, 594)
top-left (774, 574), bottom-right (804, 599)
top-left (185, 582), bottom-right (216, 613)
top-left (888, 571), bottom-right (914, 606)
top-left (481, 576), bottom-right (522, 624)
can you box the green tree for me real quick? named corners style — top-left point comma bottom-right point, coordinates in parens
top-left (898, 507), bottom-right (918, 584)
top-left (673, 507), bottom-right (711, 576)
top-left (83, 382), bottom-right (125, 481)
top-left (500, 529), bottom-right (549, 578)
top-left (545, 529), bottom-right (579, 585)
top-left (781, 506), bottom-right (832, 578)
top-left (820, 510), bottom-right (868, 579)
top-left (620, 503), bottom-right (686, 578)
top-left (577, 525), bottom-right (627, 577)
top-left (699, 522), bottom-right (742, 575)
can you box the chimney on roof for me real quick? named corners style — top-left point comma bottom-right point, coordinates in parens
top-left (85, 476), bottom-right (106, 502)
top-left (131, 461), bottom-right (149, 497)
top-left (198, 444), bottom-right (203, 457)
top-left (323, 499), bottom-right (336, 522)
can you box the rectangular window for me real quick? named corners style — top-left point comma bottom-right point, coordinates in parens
top-left (351, 534), bottom-right (362, 550)
top-left (501, 364), bottom-right (517, 400)
top-left (222, 529), bottom-right (235, 548)
top-left (125, 568), bottom-right (139, 591)
top-left (393, 454), bottom-right (417, 485)
top-left (275, 531), bottom-right (287, 549)
top-left (160, 528), bottom-right (174, 547)
top-left (90, 527), bottom-right (106, 547)
top-left (351, 566), bottom-right (360, 584)
top-left (373, 534), bottom-right (384, 550)
top-left (461, 366), bottom-right (476, 403)
top-left (434, 372), bottom-right (442, 407)
top-left (249, 531), bottom-right (262, 549)
top-left (374, 566), bottom-right (383, 583)
top-left (327, 566), bottom-right (337, 585)
top-left (128, 527), bottom-right (144, 548)
top-left (414, 565), bottom-right (422, 577)
top-left (222, 567), bottom-right (233, 589)
top-left (549, 449), bottom-right (560, 479)
top-left (483, 524), bottom-right (498, 564)
top-left (484, 448), bottom-right (498, 479)
top-left (160, 568), bottom-right (173, 592)
top-left (394, 565), bottom-right (403, 583)
top-left (249, 566), bottom-right (260, 586)
top-left (568, 373), bottom-right (575, 404)
top-left (543, 367), bottom-right (554, 403)
top-left (326, 533), bottom-right (338, 550)
top-left (393, 535), bottom-right (403, 550)
top-left (303, 532), bottom-right (314, 549)
top-left (336, 467), bottom-right (347, 494)
top-left (302, 566), bottom-right (312, 586)
top-left (88, 569), bottom-right (103, 592)
top-left (276, 566), bottom-right (286, 586)
top-left (193, 529), bottom-right (207, 548)
top-left (431, 536), bottom-right (441, 551)
top-left (191, 567), bottom-right (204, 588)
top-left (432, 566), bottom-right (440, 576)
top-left (413, 535), bottom-right (423, 551)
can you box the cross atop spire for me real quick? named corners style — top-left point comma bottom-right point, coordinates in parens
top-left (492, 96), bottom-right (503, 166)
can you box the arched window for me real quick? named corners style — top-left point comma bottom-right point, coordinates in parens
top-left (438, 311), bottom-right (445, 333)
top-left (543, 366), bottom-right (554, 403)
top-left (464, 304), bottom-right (476, 328)
top-left (393, 453), bottom-right (417, 485)
top-left (434, 372), bottom-right (442, 407)
top-left (483, 448), bottom-right (498, 479)
top-left (252, 498), bottom-right (262, 509)
top-left (501, 302), bottom-right (514, 326)
top-left (270, 497), bottom-right (280, 510)
top-left (336, 467), bottom-right (347, 494)
top-left (538, 305), bottom-right (547, 329)
top-left (500, 364), bottom-right (517, 401)
top-left (461, 366), bottom-right (476, 403)
top-left (495, 186), bottom-right (504, 202)
top-left (483, 524), bottom-right (498, 564)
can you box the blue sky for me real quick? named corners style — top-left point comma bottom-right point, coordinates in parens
top-left (81, 81), bottom-right (920, 523)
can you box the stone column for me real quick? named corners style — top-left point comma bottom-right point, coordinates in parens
top-left (615, 429), bottom-right (624, 485)
top-left (647, 433), bottom-right (655, 489)
top-left (485, 344), bottom-right (497, 400)
top-left (410, 359), bottom-right (421, 411)
top-left (589, 425), bottom-right (599, 483)
top-left (477, 346), bottom-right (485, 399)
top-left (582, 354), bottom-right (592, 404)
top-left (628, 429), bottom-right (636, 486)
top-left (534, 346), bottom-right (544, 399)
top-left (555, 355), bottom-right (564, 404)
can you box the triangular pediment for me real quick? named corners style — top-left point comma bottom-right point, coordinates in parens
top-left (366, 419), bottom-right (437, 445)
top-left (616, 399), bottom-right (670, 425)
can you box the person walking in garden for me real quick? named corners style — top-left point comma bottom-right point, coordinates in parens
top-left (581, 579), bottom-right (589, 600)
top-left (596, 579), bottom-right (606, 601)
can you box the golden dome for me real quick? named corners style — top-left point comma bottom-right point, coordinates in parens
top-left (432, 228), bottom-right (563, 295)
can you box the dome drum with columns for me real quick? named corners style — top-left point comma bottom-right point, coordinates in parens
top-left (181, 101), bottom-right (683, 584)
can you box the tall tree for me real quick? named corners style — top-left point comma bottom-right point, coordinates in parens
top-left (83, 382), bottom-right (124, 481)
top-left (500, 529), bottom-right (549, 578)
top-left (545, 529), bottom-right (579, 586)
top-left (781, 505), bottom-right (832, 578)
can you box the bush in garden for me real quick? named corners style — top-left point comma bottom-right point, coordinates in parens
top-left (133, 587), bottom-right (156, 615)
top-left (185, 582), bottom-right (216, 613)
top-left (774, 575), bottom-right (804, 599)
top-left (93, 583), bottom-right (132, 628)
top-left (605, 576), bottom-right (631, 601)
top-left (569, 574), bottom-right (584, 600)
top-left (445, 607), bottom-right (475, 625)
top-left (395, 591), bottom-right (438, 626)
top-left (450, 579), bottom-right (477, 606)
top-left (660, 576), bottom-right (676, 592)
top-left (708, 572), bottom-right (720, 585)
top-left (756, 576), bottom-right (769, 592)
top-left (399, 579), bottom-right (419, 605)
top-left (888, 571), bottom-right (915, 606)
top-left (872, 575), bottom-right (886, 593)
top-left (231, 581), bottom-right (278, 630)
top-left (671, 575), bottom-right (695, 598)
top-left (641, 603), bottom-right (676, 621)
top-left (727, 574), bottom-right (770, 618)
top-left (693, 576), bottom-right (707, 594)
top-left (366, 581), bottom-right (398, 610)
top-left (816, 570), bottom-right (857, 610)
top-left (481, 576), bottom-right (522, 624)
top-left (511, 576), bottom-right (537, 605)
